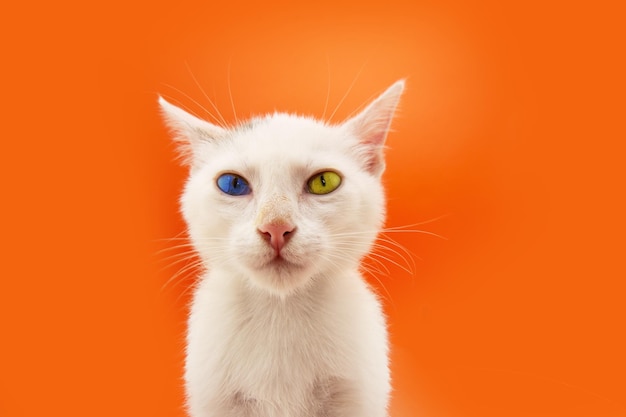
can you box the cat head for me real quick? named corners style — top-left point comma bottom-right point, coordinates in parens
top-left (159, 81), bottom-right (404, 296)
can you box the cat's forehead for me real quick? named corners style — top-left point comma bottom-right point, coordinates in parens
top-left (237, 113), bottom-right (335, 141)
top-left (228, 113), bottom-right (351, 161)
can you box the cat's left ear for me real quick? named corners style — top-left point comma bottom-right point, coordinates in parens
top-left (158, 96), bottom-right (227, 166)
top-left (343, 80), bottom-right (405, 177)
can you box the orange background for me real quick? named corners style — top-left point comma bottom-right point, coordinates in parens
top-left (1, 1), bottom-right (625, 416)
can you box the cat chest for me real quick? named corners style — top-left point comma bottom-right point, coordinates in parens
top-left (222, 303), bottom-right (348, 386)
top-left (187, 275), bottom-right (364, 401)
top-left (214, 301), bottom-right (370, 417)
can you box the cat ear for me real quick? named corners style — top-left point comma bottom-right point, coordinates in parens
top-left (158, 96), bottom-right (226, 166)
top-left (343, 80), bottom-right (405, 176)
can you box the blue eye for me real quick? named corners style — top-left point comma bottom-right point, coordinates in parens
top-left (216, 173), bottom-right (251, 196)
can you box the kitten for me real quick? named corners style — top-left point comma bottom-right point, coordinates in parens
top-left (159, 80), bottom-right (404, 417)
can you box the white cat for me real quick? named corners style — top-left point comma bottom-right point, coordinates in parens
top-left (159, 80), bottom-right (404, 417)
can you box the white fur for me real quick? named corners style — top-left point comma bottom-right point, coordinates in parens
top-left (159, 81), bottom-right (404, 417)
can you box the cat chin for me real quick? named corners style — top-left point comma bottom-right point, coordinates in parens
top-left (244, 259), bottom-right (315, 296)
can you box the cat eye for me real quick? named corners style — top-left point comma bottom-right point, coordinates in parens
top-left (307, 171), bottom-right (342, 195)
top-left (216, 173), bottom-right (252, 196)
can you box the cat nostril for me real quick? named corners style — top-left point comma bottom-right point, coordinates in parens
top-left (260, 231), bottom-right (272, 241)
top-left (282, 228), bottom-right (295, 243)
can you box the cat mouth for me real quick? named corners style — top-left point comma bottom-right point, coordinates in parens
top-left (262, 254), bottom-right (303, 271)
top-left (266, 255), bottom-right (294, 267)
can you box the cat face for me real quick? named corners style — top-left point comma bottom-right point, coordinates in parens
top-left (160, 81), bottom-right (404, 296)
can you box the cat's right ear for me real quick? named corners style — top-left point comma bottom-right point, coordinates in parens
top-left (158, 96), bottom-right (226, 166)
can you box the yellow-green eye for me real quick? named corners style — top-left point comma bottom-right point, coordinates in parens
top-left (307, 171), bottom-right (342, 195)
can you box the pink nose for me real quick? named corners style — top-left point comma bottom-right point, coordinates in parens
top-left (258, 223), bottom-right (295, 253)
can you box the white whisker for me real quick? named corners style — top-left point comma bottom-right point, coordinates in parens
top-left (328, 249), bottom-right (395, 309)
top-left (227, 56), bottom-right (238, 123)
top-left (374, 236), bottom-right (420, 267)
top-left (321, 54), bottom-right (331, 122)
top-left (155, 243), bottom-right (196, 256)
top-left (160, 258), bottom-right (203, 294)
top-left (367, 272), bottom-right (396, 312)
top-left (382, 229), bottom-right (448, 240)
top-left (158, 251), bottom-right (201, 270)
top-left (384, 213), bottom-right (451, 230)
top-left (161, 83), bottom-right (225, 128)
top-left (327, 60), bottom-right (368, 122)
top-left (362, 254), bottom-right (391, 277)
top-left (184, 61), bottom-right (229, 127)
